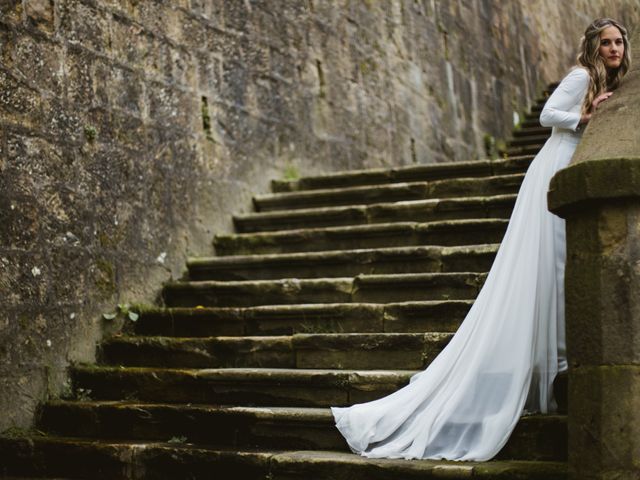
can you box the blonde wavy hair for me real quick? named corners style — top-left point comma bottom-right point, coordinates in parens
top-left (577, 18), bottom-right (631, 114)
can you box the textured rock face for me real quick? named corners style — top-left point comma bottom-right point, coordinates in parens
top-left (0, 0), bottom-right (638, 431)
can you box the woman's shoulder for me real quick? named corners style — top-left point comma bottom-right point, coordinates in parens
top-left (558, 66), bottom-right (590, 88)
top-left (563, 66), bottom-right (590, 81)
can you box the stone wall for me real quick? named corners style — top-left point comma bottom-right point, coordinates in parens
top-left (1, 0), bottom-right (638, 431)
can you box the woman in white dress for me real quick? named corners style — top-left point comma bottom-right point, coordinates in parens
top-left (332, 18), bottom-right (631, 462)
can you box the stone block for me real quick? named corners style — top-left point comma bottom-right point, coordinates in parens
top-left (8, 34), bottom-right (64, 96)
top-left (39, 96), bottom-right (82, 143)
top-left (110, 66), bottom-right (143, 115)
top-left (292, 333), bottom-right (441, 370)
top-left (110, 108), bottom-right (146, 147)
top-left (5, 129), bottom-right (82, 192)
top-left (0, 70), bottom-right (42, 124)
top-left (85, 254), bottom-right (118, 305)
top-left (0, 365), bottom-right (48, 430)
top-left (0, 193), bottom-right (41, 249)
top-left (243, 303), bottom-right (385, 336)
top-left (0, 250), bottom-right (51, 306)
top-left (45, 246), bottom-right (93, 304)
top-left (383, 300), bottom-right (469, 333)
top-left (569, 366), bottom-right (640, 479)
top-left (0, 0), bottom-right (23, 24)
top-left (58, 0), bottom-right (110, 53)
top-left (140, 36), bottom-right (171, 80)
top-left (24, 0), bottom-right (55, 32)
top-left (108, 15), bottom-right (143, 66)
top-left (564, 203), bottom-right (640, 366)
top-left (196, 50), bottom-right (223, 93)
top-left (133, 446), bottom-right (270, 480)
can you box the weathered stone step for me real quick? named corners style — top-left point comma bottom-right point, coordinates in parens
top-left (506, 145), bottom-right (544, 157)
top-left (524, 110), bottom-right (542, 122)
top-left (256, 174), bottom-right (524, 212)
top-left (71, 365), bottom-right (568, 412)
top-left (0, 436), bottom-right (568, 480)
top-left (188, 244), bottom-right (498, 281)
top-left (36, 401), bottom-right (567, 461)
top-left (162, 272), bottom-right (487, 308)
top-left (520, 118), bottom-right (543, 129)
top-left (513, 126), bottom-right (551, 138)
top-left (271, 156), bottom-right (533, 193)
top-left (507, 135), bottom-right (550, 147)
top-left (234, 194), bottom-right (517, 233)
top-left (0, 477), bottom-right (78, 480)
top-left (134, 301), bottom-right (471, 337)
top-left (71, 366), bottom-right (415, 407)
top-left (215, 218), bottom-right (509, 256)
top-left (99, 333), bottom-right (454, 370)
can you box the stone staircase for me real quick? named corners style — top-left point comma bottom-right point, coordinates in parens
top-left (0, 89), bottom-right (569, 479)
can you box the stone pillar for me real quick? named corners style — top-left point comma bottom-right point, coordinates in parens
top-left (548, 29), bottom-right (640, 480)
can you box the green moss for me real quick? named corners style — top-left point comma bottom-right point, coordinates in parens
top-left (298, 320), bottom-right (344, 334)
top-left (359, 58), bottom-right (377, 76)
top-left (316, 60), bottom-right (326, 99)
top-left (83, 125), bottom-right (97, 142)
top-left (128, 303), bottom-right (154, 314)
top-left (17, 313), bottom-right (29, 329)
top-left (483, 134), bottom-right (497, 159)
top-left (282, 164), bottom-right (299, 181)
top-left (495, 139), bottom-right (507, 154)
top-left (167, 435), bottom-right (188, 444)
top-left (201, 96), bottom-right (213, 141)
top-left (97, 225), bottom-right (125, 248)
top-left (95, 258), bottom-right (116, 295)
top-left (98, 232), bottom-right (112, 248)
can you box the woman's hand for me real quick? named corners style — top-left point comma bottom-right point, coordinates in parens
top-left (592, 92), bottom-right (613, 110)
top-left (579, 92), bottom-right (613, 125)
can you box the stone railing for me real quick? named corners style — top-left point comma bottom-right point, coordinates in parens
top-left (548, 28), bottom-right (640, 480)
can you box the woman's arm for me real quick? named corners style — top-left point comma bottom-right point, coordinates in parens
top-left (577, 91), bottom-right (613, 125)
top-left (539, 68), bottom-right (590, 131)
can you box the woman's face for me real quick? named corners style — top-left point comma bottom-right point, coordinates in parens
top-left (599, 25), bottom-right (624, 69)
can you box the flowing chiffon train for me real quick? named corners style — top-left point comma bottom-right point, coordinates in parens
top-left (331, 67), bottom-right (590, 461)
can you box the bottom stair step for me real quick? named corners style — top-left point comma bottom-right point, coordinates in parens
top-left (0, 436), bottom-right (567, 480)
top-left (36, 401), bottom-right (567, 461)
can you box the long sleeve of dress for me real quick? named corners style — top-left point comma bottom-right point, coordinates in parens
top-left (539, 67), bottom-right (589, 131)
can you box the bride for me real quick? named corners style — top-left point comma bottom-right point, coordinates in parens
top-left (331, 18), bottom-right (631, 461)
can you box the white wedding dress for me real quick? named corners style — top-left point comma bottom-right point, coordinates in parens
top-left (331, 67), bottom-right (590, 461)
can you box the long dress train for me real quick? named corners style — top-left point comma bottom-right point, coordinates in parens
top-left (331, 67), bottom-right (590, 461)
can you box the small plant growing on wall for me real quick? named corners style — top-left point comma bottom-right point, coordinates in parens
top-left (103, 303), bottom-right (140, 323)
top-left (283, 164), bottom-right (299, 181)
top-left (83, 125), bottom-right (98, 142)
top-left (101, 303), bottom-right (143, 337)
